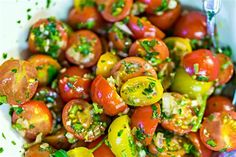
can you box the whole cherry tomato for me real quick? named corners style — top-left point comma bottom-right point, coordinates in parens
top-left (183, 49), bottom-right (220, 82)
top-left (91, 75), bottom-right (128, 116)
top-left (205, 96), bottom-right (234, 117)
top-left (96, 0), bottom-right (133, 22)
top-left (216, 53), bottom-right (234, 85)
top-left (58, 66), bottom-right (92, 102)
top-left (65, 30), bottom-right (102, 67)
top-left (174, 11), bottom-right (207, 39)
top-left (0, 59), bottom-right (38, 105)
top-left (128, 16), bottom-right (165, 39)
top-left (12, 100), bottom-right (53, 141)
top-left (131, 103), bottom-right (161, 145)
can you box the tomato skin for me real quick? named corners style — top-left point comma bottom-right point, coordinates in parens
top-left (88, 136), bottom-right (115, 157)
top-left (12, 100), bottom-right (53, 141)
top-left (129, 37), bottom-right (169, 66)
top-left (68, 6), bottom-right (105, 33)
top-left (200, 111), bottom-right (236, 151)
top-left (0, 59), bottom-right (38, 105)
top-left (58, 66), bottom-right (91, 102)
top-left (137, 0), bottom-right (163, 14)
top-left (148, 2), bottom-right (181, 30)
top-left (111, 57), bottom-right (157, 86)
top-left (174, 11), bottom-right (207, 39)
top-left (91, 75), bottom-right (128, 116)
top-left (65, 30), bottom-right (102, 67)
top-left (97, 0), bottom-right (133, 22)
top-left (24, 143), bottom-right (53, 157)
top-left (28, 18), bottom-right (68, 58)
top-left (186, 132), bottom-right (212, 157)
top-left (183, 49), bottom-right (220, 82)
top-left (28, 55), bottom-right (61, 86)
top-left (131, 103), bottom-right (160, 145)
top-left (216, 53), bottom-right (234, 85)
top-left (128, 16), bottom-right (165, 39)
top-left (205, 96), bottom-right (234, 117)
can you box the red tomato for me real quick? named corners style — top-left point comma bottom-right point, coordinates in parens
top-left (24, 143), bottom-right (53, 157)
top-left (138, 0), bottom-right (170, 15)
top-left (12, 100), bottom-right (53, 141)
top-left (68, 6), bottom-right (105, 33)
top-left (28, 18), bottom-right (68, 58)
top-left (96, 0), bottom-right (133, 22)
top-left (111, 57), bottom-right (157, 86)
top-left (131, 103), bottom-right (161, 145)
top-left (128, 16), bottom-right (165, 39)
top-left (91, 75), bottom-right (128, 116)
top-left (129, 38), bottom-right (169, 66)
top-left (65, 30), bottom-right (102, 67)
top-left (62, 99), bottom-right (108, 142)
top-left (174, 11), bottom-right (207, 39)
top-left (148, 2), bottom-right (181, 30)
top-left (186, 132), bottom-right (212, 157)
top-left (88, 136), bottom-right (115, 157)
top-left (205, 96), bottom-right (234, 117)
top-left (183, 49), bottom-right (220, 81)
top-left (216, 53), bottom-right (234, 85)
top-left (0, 59), bottom-right (38, 105)
top-left (200, 111), bottom-right (236, 151)
top-left (58, 66), bottom-right (92, 102)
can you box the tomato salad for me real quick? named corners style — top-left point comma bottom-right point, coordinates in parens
top-left (0, 0), bottom-right (235, 157)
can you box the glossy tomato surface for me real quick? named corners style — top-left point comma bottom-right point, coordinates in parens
top-left (24, 143), bottom-right (54, 157)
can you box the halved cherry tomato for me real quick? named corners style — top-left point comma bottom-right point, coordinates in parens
top-left (111, 57), bottom-right (157, 87)
top-left (120, 76), bottom-right (163, 106)
top-left (96, 0), bottom-right (133, 22)
top-left (128, 16), bottom-right (165, 39)
top-left (129, 38), bottom-right (169, 66)
top-left (28, 17), bottom-right (69, 58)
top-left (88, 136), bottom-right (115, 157)
top-left (137, 0), bottom-right (171, 15)
top-left (108, 24), bottom-right (132, 52)
top-left (12, 100), bottom-right (53, 141)
top-left (0, 59), bottom-right (38, 105)
top-left (205, 96), bottom-right (234, 117)
top-left (91, 75), bottom-right (127, 116)
top-left (183, 49), bottom-right (220, 82)
top-left (131, 103), bottom-right (161, 145)
top-left (62, 99), bottom-right (108, 142)
top-left (200, 111), bottom-right (236, 151)
top-left (65, 30), bottom-right (102, 67)
top-left (28, 55), bottom-right (61, 85)
top-left (161, 92), bottom-right (199, 134)
top-left (148, 2), bottom-right (181, 30)
top-left (171, 68), bottom-right (213, 99)
top-left (96, 52), bottom-right (120, 78)
top-left (43, 127), bottom-right (71, 150)
top-left (186, 132), bottom-right (212, 157)
top-left (58, 66), bottom-right (92, 102)
top-left (216, 53), bottom-right (234, 85)
top-left (24, 143), bottom-right (54, 157)
top-left (174, 11), bottom-right (207, 39)
top-left (68, 6), bottom-right (105, 33)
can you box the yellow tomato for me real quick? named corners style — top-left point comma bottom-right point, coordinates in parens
top-left (164, 37), bottom-right (192, 64)
top-left (67, 147), bottom-right (94, 157)
top-left (108, 115), bottom-right (137, 157)
top-left (28, 54), bottom-right (61, 85)
top-left (120, 76), bottom-right (163, 106)
top-left (171, 68), bottom-right (213, 99)
top-left (96, 52), bottom-right (120, 78)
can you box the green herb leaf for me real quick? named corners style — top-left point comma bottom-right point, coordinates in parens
top-left (2, 53), bottom-right (7, 59)
top-left (206, 139), bottom-right (217, 147)
top-left (11, 69), bottom-right (17, 73)
top-left (0, 147), bottom-right (3, 153)
top-left (137, 19), bottom-right (143, 29)
top-left (98, 4), bottom-right (105, 12)
top-left (0, 95), bottom-right (7, 105)
top-left (151, 104), bottom-right (158, 119)
top-left (154, 0), bottom-right (168, 13)
top-left (53, 149), bottom-right (68, 157)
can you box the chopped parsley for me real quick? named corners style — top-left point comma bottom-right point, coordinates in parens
top-left (77, 20), bottom-right (95, 29)
top-left (11, 141), bottom-right (16, 146)
top-left (117, 129), bottom-right (124, 137)
top-left (92, 103), bottom-right (103, 114)
top-left (9, 107), bottom-right (23, 116)
top-left (154, 0), bottom-right (168, 14)
top-left (157, 147), bottom-right (164, 153)
top-left (17, 20), bottom-right (21, 24)
top-left (1, 133), bottom-right (6, 140)
top-left (2, 53), bottom-right (7, 59)
top-left (74, 37), bottom-right (93, 56)
top-left (46, 0), bottom-right (52, 8)
top-left (0, 147), bottom-right (3, 153)
top-left (134, 127), bottom-right (145, 141)
top-left (151, 104), bottom-right (159, 119)
top-left (112, 0), bottom-right (125, 16)
top-left (27, 8), bottom-right (31, 12)
top-left (11, 69), bottom-right (17, 73)
top-left (221, 61), bottom-right (232, 70)
top-left (206, 139), bottom-right (217, 147)
top-left (0, 95), bottom-right (7, 105)
top-left (27, 14), bottom-right (32, 20)
top-left (52, 149), bottom-right (68, 157)
top-left (193, 63), bottom-right (199, 74)
top-left (196, 75), bottom-right (209, 82)
top-left (142, 82), bottom-right (156, 96)
top-left (137, 19), bottom-right (143, 29)
top-left (98, 4), bottom-right (105, 12)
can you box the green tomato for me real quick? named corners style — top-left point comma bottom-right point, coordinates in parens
top-left (120, 76), bottom-right (163, 106)
top-left (108, 115), bottom-right (137, 157)
top-left (67, 147), bottom-right (94, 157)
top-left (171, 68), bottom-right (213, 99)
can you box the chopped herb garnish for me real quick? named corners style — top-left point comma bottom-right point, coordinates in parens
top-left (1, 133), bottom-right (6, 140)
top-left (11, 69), bottom-right (17, 73)
top-left (0, 147), bottom-right (3, 153)
top-left (183, 143), bottom-right (193, 154)
top-left (117, 129), bottom-right (123, 137)
top-left (17, 20), bottom-right (21, 24)
top-left (112, 0), bottom-right (125, 16)
top-left (98, 4), bottom-right (105, 12)
top-left (193, 63), bottom-right (199, 74)
top-left (2, 53), bottom-right (7, 59)
top-left (206, 139), bottom-right (217, 147)
top-left (154, 0), bottom-right (168, 14)
top-left (92, 103), bottom-right (103, 114)
top-left (77, 21), bottom-right (95, 29)
top-left (208, 114), bottom-right (215, 121)
top-left (196, 75), bottom-right (209, 82)
top-left (137, 19), bottom-right (143, 29)
top-left (151, 104), bottom-right (158, 119)
top-left (157, 147), bottom-right (164, 153)
top-left (221, 61), bottom-right (232, 70)
top-left (11, 141), bottom-right (16, 145)
top-left (27, 8), bottom-right (31, 12)
top-left (52, 149), bottom-right (68, 157)
top-left (0, 95), bottom-right (7, 105)
top-left (74, 37), bottom-right (93, 56)
top-left (142, 82), bottom-right (155, 96)
top-left (14, 107), bottom-right (23, 115)
top-left (135, 127), bottom-right (145, 141)
top-left (27, 14), bottom-right (32, 20)
top-left (46, 0), bottom-right (52, 8)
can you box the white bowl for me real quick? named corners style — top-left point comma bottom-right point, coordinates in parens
top-left (0, 0), bottom-right (235, 156)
